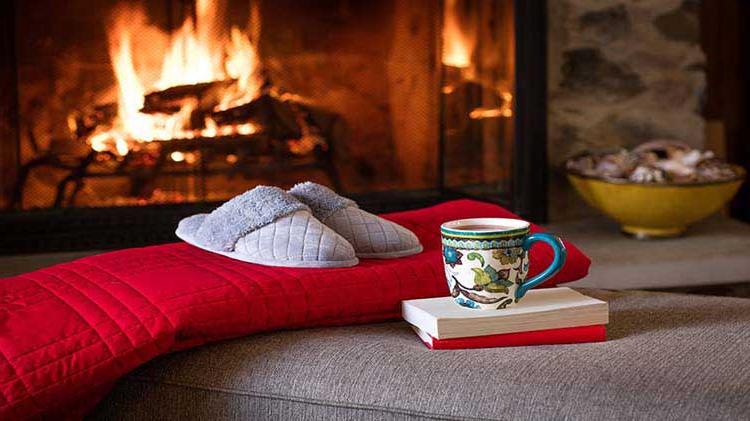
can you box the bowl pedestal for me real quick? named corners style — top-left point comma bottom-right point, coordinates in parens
top-left (621, 225), bottom-right (686, 239)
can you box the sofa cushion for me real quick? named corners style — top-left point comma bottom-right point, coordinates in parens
top-left (91, 289), bottom-right (750, 420)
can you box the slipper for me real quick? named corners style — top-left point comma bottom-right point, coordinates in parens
top-left (176, 186), bottom-right (359, 268)
top-left (289, 182), bottom-right (423, 259)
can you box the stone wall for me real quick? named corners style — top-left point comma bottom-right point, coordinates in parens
top-left (547, 0), bottom-right (705, 220)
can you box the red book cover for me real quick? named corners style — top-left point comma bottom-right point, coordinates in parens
top-left (412, 324), bottom-right (606, 350)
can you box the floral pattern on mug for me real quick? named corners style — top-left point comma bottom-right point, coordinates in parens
top-left (465, 253), bottom-right (513, 294)
top-left (455, 297), bottom-right (480, 309)
top-left (442, 245), bottom-right (463, 268)
top-left (492, 247), bottom-right (524, 265)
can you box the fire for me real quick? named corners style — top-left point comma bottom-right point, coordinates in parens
top-left (220, 27), bottom-right (263, 110)
top-left (91, 0), bottom-right (263, 156)
top-left (441, 1), bottom-right (512, 120)
top-left (155, 17), bottom-right (221, 90)
top-left (442, 0), bottom-right (474, 69)
top-left (469, 92), bottom-right (513, 119)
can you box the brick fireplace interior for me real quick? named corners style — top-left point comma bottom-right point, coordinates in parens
top-left (0, 0), bottom-right (547, 253)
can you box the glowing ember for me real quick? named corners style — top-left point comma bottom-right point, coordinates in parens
top-left (90, 0), bottom-right (264, 156)
top-left (469, 107), bottom-right (512, 120)
top-left (236, 123), bottom-right (258, 135)
top-left (469, 92), bottom-right (513, 120)
top-left (170, 151), bottom-right (185, 162)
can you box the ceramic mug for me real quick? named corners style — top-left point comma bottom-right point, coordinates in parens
top-left (440, 218), bottom-right (567, 310)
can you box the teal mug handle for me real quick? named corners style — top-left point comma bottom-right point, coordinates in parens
top-left (516, 233), bottom-right (567, 300)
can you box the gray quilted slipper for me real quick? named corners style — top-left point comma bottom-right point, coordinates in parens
top-left (289, 182), bottom-right (423, 259)
top-left (176, 186), bottom-right (358, 268)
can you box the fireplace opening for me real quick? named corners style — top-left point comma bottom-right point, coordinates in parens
top-left (0, 0), bottom-right (547, 253)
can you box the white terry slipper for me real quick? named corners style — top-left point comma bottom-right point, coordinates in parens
top-left (289, 182), bottom-right (423, 259)
top-left (176, 186), bottom-right (358, 268)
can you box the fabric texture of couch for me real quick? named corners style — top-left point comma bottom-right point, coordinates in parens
top-left (91, 289), bottom-right (750, 420)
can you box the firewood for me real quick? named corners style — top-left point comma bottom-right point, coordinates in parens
top-left (211, 93), bottom-right (302, 140)
top-left (140, 79), bottom-right (236, 114)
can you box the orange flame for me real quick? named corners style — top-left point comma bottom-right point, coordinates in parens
top-left (220, 27), bottom-right (263, 110)
top-left (442, 0), bottom-right (474, 69)
top-left (156, 19), bottom-right (221, 90)
top-left (441, 1), bottom-right (513, 120)
top-left (90, 0), bottom-right (263, 155)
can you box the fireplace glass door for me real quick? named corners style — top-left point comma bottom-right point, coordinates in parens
top-left (2, 0), bottom-right (514, 210)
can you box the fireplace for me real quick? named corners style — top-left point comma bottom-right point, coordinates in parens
top-left (0, 0), bottom-right (547, 253)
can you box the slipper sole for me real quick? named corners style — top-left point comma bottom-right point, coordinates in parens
top-left (356, 244), bottom-right (424, 259)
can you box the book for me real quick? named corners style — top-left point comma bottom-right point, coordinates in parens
top-left (412, 324), bottom-right (606, 350)
top-left (402, 287), bottom-right (608, 340)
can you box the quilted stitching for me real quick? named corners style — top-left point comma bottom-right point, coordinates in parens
top-left (325, 207), bottom-right (420, 254)
top-left (236, 210), bottom-right (355, 263)
top-left (0, 200), bottom-right (590, 418)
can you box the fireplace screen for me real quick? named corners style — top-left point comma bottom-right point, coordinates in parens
top-left (1, 0), bottom-right (514, 211)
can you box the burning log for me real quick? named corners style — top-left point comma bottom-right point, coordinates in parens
top-left (140, 79), bottom-right (237, 114)
top-left (211, 93), bottom-right (302, 140)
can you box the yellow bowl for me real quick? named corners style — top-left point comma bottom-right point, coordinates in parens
top-left (566, 166), bottom-right (745, 239)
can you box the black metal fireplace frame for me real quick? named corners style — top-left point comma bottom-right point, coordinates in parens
top-left (0, 0), bottom-right (547, 255)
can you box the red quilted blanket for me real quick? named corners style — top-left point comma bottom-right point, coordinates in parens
top-left (0, 200), bottom-right (589, 418)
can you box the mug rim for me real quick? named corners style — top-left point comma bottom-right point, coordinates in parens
top-left (441, 218), bottom-right (530, 238)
